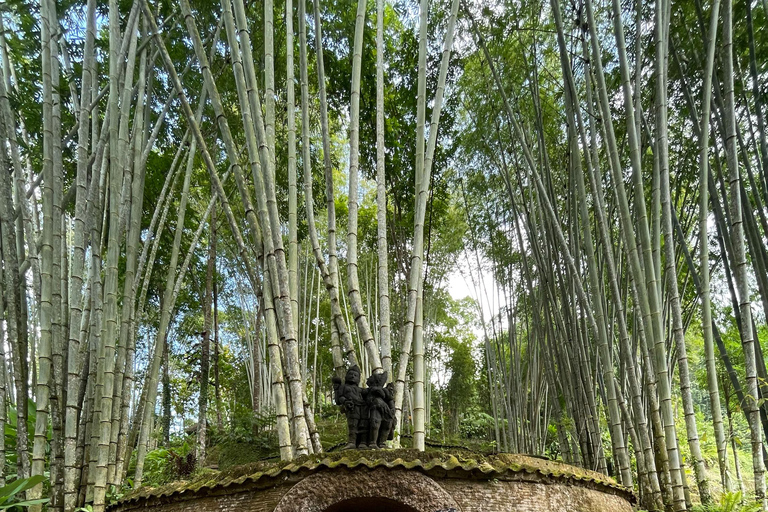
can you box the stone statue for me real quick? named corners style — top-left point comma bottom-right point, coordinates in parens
top-left (332, 365), bottom-right (368, 450)
top-left (384, 382), bottom-right (396, 442)
top-left (365, 371), bottom-right (395, 449)
top-left (332, 367), bottom-right (397, 450)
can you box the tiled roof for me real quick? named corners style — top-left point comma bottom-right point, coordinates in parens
top-left (114, 449), bottom-right (633, 507)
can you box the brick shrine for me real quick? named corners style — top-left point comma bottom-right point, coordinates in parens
top-left (109, 450), bottom-right (634, 512)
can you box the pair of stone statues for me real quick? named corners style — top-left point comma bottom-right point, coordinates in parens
top-left (332, 366), bottom-right (395, 450)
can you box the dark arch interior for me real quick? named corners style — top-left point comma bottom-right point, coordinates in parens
top-left (323, 497), bottom-right (420, 512)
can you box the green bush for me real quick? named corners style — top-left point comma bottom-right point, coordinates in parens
top-left (0, 476), bottom-right (49, 511)
top-left (138, 442), bottom-right (198, 487)
top-left (691, 492), bottom-right (763, 512)
top-left (459, 411), bottom-right (496, 439)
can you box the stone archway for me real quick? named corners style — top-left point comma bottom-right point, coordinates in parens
top-left (273, 468), bottom-right (460, 512)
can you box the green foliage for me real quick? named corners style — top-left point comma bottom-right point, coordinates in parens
top-left (692, 492), bottom-right (763, 512)
top-left (217, 441), bottom-right (276, 471)
top-left (136, 442), bottom-right (198, 487)
top-left (459, 408), bottom-right (496, 439)
top-left (139, 448), bottom-right (174, 487)
top-left (211, 410), bottom-right (279, 448)
top-left (168, 450), bottom-right (197, 481)
top-left (208, 411), bottom-right (281, 469)
top-left (4, 400), bottom-right (42, 477)
top-left (0, 476), bottom-right (49, 511)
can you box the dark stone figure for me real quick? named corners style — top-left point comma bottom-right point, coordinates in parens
top-left (365, 372), bottom-right (395, 449)
top-left (333, 367), bottom-right (397, 450)
top-left (384, 382), bottom-right (396, 442)
top-left (332, 365), bottom-right (368, 450)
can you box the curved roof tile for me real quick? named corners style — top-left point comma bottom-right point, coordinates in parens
top-left (113, 449), bottom-right (634, 508)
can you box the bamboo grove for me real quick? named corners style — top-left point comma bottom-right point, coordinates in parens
top-left (0, 0), bottom-right (766, 510)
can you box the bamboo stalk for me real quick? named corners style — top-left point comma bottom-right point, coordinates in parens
top-left (722, 0), bottom-right (766, 504)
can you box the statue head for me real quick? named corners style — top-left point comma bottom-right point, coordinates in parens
top-left (366, 371), bottom-right (387, 388)
top-left (345, 365), bottom-right (361, 385)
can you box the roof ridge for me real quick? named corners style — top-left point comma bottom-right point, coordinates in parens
top-left (112, 451), bottom-right (633, 508)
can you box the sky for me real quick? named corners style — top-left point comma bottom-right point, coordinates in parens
top-left (446, 251), bottom-right (509, 336)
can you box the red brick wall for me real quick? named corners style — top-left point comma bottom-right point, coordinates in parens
top-left (274, 468), bottom-right (459, 512)
top-left (112, 467), bottom-right (632, 512)
top-left (442, 478), bottom-right (633, 512)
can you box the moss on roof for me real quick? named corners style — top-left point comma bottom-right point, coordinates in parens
top-left (114, 448), bottom-right (633, 507)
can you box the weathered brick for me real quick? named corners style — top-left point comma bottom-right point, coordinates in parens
top-left (110, 457), bottom-right (633, 512)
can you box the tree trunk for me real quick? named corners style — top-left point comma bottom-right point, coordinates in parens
top-left (697, 0), bottom-right (729, 490)
top-left (375, 0), bottom-right (391, 380)
top-left (132, 90), bottom-right (199, 485)
top-left (197, 220), bottom-right (215, 463)
top-left (394, 0), bottom-right (459, 447)
top-left (30, 0), bottom-right (59, 505)
top-left (722, 0), bottom-right (765, 504)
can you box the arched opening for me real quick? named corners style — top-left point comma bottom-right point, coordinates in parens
top-left (273, 468), bottom-right (461, 512)
top-left (323, 497), bottom-right (420, 512)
